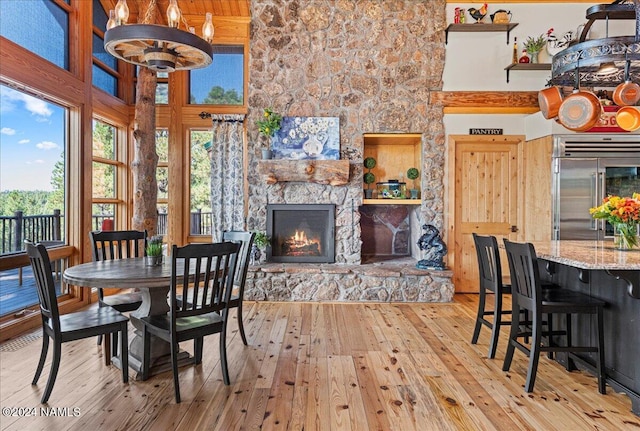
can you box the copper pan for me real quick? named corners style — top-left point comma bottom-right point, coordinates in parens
top-left (612, 60), bottom-right (640, 107)
top-left (557, 90), bottom-right (602, 132)
top-left (615, 106), bottom-right (640, 131)
top-left (538, 87), bottom-right (563, 119)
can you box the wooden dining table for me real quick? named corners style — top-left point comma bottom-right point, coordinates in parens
top-left (63, 257), bottom-right (193, 380)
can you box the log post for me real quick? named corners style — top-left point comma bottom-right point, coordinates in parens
top-left (131, 0), bottom-right (159, 236)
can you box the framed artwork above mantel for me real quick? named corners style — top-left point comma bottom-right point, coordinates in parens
top-left (271, 116), bottom-right (340, 160)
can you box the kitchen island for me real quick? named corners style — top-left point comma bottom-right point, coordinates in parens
top-left (531, 240), bottom-right (639, 415)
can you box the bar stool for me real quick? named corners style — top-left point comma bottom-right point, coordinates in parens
top-left (470, 233), bottom-right (512, 359)
top-left (502, 239), bottom-right (606, 394)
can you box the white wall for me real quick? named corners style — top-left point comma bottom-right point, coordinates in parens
top-left (443, 2), bottom-right (637, 139)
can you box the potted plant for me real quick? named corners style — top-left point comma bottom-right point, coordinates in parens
top-left (406, 167), bottom-right (420, 199)
top-left (255, 107), bottom-right (282, 159)
top-left (250, 231), bottom-right (271, 265)
top-left (145, 235), bottom-right (163, 266)
top-left (523, 34), bottom-right (546, 63)
top-left (363, 157), bottom-right (376, 199)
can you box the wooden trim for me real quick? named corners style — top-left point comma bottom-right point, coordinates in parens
top-left (444, 107), bottom-right (540, 114)
top-left (446, 1), bottom-right (598, 3)
top-left (430, 91), bottom-right (538, 108)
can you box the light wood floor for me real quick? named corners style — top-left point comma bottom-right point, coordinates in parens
top-left (1, 295), bottom-right (638, 430)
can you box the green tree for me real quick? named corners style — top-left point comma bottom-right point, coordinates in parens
top-left (190, 131), bottom-right (212, 212)
top-left (193, 85), bottom-right (243, 105)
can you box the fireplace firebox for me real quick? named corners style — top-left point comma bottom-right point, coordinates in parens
top-left (266, 204), bottom-right (335, 263)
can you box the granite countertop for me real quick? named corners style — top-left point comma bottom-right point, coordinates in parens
top-left (531, 240), bottom-right (640, 270)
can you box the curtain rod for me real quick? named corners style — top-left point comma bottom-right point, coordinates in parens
top-left (199, 112), bottom-right (246, 122)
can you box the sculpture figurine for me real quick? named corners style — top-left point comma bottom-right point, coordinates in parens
top-left (416, 224), bottom-right (447, 270)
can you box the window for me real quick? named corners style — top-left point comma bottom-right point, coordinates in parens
top-left (92, 119), bottom-right (121, 230)
top-left (0, 84), bottom-right (69, 316)
top-left (92, 0), bottom-right (119, 97)
top-left (189, 46), bottom-right (244, 105)
top-left (189, 130), bottom-right (213, 235)
top-left (156, 129), bottom-right (169, 235)
top-left (0, 0), bottom-right (70, 70)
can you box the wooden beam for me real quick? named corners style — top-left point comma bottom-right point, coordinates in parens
top-left (257, 160), bottom-right (350, 186)
top-left (430, 91), bottom-right (538, 108)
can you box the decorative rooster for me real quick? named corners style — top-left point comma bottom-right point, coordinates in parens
top-left (546, 26), bottom-right (581, 56)
top-left (468, 3), bottom-right (488, 23)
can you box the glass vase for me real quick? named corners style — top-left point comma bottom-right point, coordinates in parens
top-left (613, 223), bottom-right (639, 250)
top-left (529, 51), bottom-right (539, 64)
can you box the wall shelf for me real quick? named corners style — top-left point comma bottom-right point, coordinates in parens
top-left (445, 23), bottom-right (519, 44)
top-left (504, 63), bottom-right (551, 83)
top-left (362, 199), bottom-right (420, 205)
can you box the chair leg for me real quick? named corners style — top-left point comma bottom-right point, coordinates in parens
top-left (524, 314), bottom-right (542, 393)
top-left (32, 335), bottom-right (50, 385)
top-left (488, 291), bottom-right (502, 359)
top-left (104, 334), bottom-right (111, 366)
top-left (120, 324), bottom-right (129, 384)
top-left (194, 337), bottom-right (203, 364)
top-left (237, 302), bottom-right (248, 346)
top-left (141, 326), bottom-right (151, 381)
top-left (112, 331), bottom-right (119, 359)
top-left (471, 289), bottom-right (487, 345)
top-left (502, 303), bottom-right (519, 372)
top-left (596, 307), bottom-right (606, 394)
top-left (220, 320), bottom-right (230, 385)
top-left (565, 313), bottom-right (577, 371)
top-left (171, 340), bottom-right (181, 403)
top-left (97, 334), bottom-right (103, 345)
top-left (41, 341), bottom-right (62, 404)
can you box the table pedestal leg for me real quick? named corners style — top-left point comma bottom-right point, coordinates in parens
top-left (114, 285), bottom-right (193, 380)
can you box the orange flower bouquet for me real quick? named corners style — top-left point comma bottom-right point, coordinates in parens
top-left (590, 193), bottom-right (640, 249)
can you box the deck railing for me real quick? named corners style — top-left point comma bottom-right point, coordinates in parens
top-left (0, 210), bottom-right (213, 255)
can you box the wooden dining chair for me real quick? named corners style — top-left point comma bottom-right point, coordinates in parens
top-left (470, 233), bottom-right (513, 359)
top-left (89, 230), bottom-right (146, 357)
top-left (25, 240), bottom-right (129, 404)
top-left (222, 231), bottom-right (255, 345)
top-left (502, 239), bottom-right (606, 394)
top-left (140, 241), bottom-right (241, 403)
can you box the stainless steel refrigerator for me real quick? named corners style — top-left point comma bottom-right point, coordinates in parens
top-left (552, 135), bottom-right (640, 240)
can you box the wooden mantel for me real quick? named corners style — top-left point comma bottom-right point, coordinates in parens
top-left (257, 159), bottom-right (350, 186)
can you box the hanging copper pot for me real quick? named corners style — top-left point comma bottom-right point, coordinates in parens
top-left (615, 106), bottom-right (640, 131)
top-left (557, 90), bottom-right (602, 132)
top-left (538, 87), bottom-right (564, 119)
top-left (612, 60), bottom-right (640, 106)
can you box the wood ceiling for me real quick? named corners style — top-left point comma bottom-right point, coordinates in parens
top-left (99, 0), bottom-right (250, 25)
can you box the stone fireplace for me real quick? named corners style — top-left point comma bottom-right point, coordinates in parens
top-left (243, 1), bottom-right (452, 302)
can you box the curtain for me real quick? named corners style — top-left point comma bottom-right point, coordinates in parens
top-left (209, 114), bottom-right (245, 242)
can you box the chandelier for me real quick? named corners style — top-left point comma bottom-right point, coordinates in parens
top-left (548, 0), bottom-right (639, 87)
top-left (104, 0), bottom-right (214, 73)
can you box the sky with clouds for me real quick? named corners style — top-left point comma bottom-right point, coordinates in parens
top-left (0, 84), bottom-right (64, 191)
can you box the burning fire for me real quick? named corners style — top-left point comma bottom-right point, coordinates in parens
top-left (282, 229), bottom-right (321, 256)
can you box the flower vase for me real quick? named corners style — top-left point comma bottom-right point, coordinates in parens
top-left (613, 223), bottom-right (639, 250)
top-left (529, 51), bottom-right (539, 64)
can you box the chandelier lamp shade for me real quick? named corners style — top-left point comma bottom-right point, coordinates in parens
top-left (104, 0), bottom-right (214, 73)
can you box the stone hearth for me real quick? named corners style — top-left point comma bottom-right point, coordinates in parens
top-left (246, 260), bottom-right (454, 302)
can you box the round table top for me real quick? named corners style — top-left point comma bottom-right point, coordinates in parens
top-left (63, 257), bottom-right (176, 289)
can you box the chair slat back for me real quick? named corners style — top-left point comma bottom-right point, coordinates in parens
top-left (222, 231), bottom-right (255, 289)
top-left (90, 230), bottom-right (147, 261)
top-left (25, 240), bottom-right (61, 333)
top-left (170, 242), bottom-right (240, 321)
top-left (503, 240), bottom-right (542, 309)
top-left (473, 233), bottom-right (502, 293)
